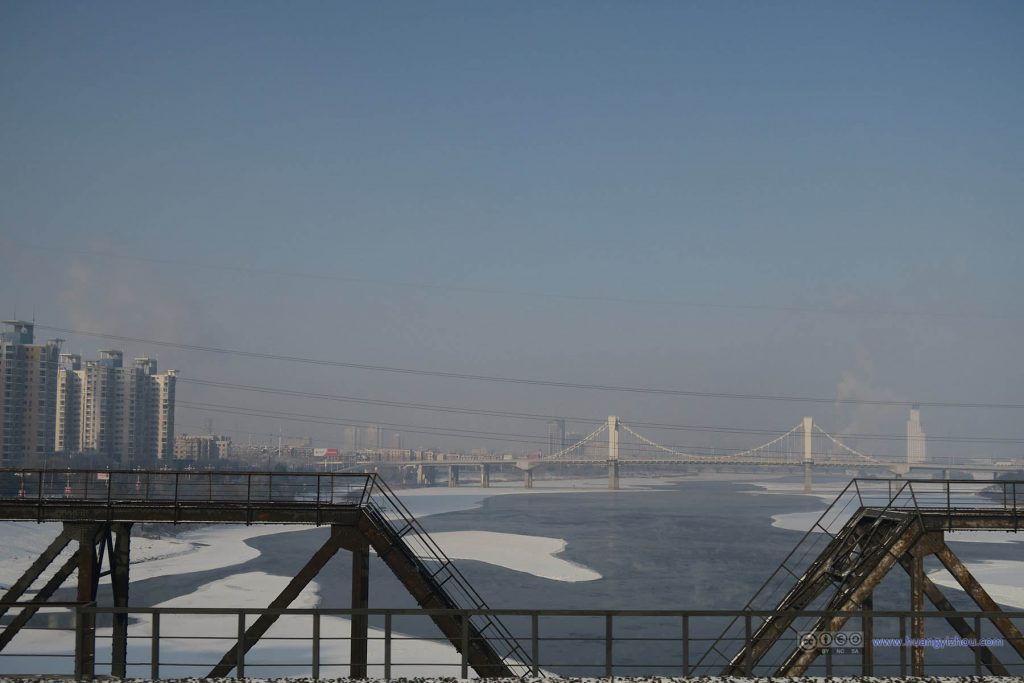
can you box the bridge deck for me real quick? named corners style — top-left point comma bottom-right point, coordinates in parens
top-left (0, 469), bottom-right (377, 524)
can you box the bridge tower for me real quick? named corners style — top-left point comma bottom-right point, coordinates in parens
top-left (608, 415), bottom-right (620, 490)
top-left (802, 416), bottom-right (813, 493)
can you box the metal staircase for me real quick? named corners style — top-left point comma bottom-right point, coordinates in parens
top-left (694, 480), bottom-right (927, 675)
top-left (360, 476), bottom-right (532, 677)
top-left (696, 478), bottom-right (1024, 676)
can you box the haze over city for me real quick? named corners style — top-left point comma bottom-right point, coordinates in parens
top-left (2, 1), bottom-right (1022, 461)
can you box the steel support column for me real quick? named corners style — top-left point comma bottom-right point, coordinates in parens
top-left (110, 523), bottom-right (133, 678)
top-left (72, 523), bottom-right (104, 680)
top-left (447, 465), bottom-right (459, 488)
top-left (909, 549), bottom-right (925, 675)
top-left (480, 464), bottom-right (490, 488)
top-left (342, 532), bottom-right (371, 678)
top-left (524, 469), bottom-right (534, 488)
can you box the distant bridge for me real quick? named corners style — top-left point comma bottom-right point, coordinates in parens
top-left (348, 417), bottom-right (1020, 491)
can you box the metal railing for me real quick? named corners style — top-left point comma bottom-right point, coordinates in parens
top-left (0, 468), bottom-right (376, 521)
top-left (1, 603), bottom-right (1022, 679)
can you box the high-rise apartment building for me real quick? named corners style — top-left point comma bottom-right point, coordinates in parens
top-left (343, 426), bottom-right (361, 452)
top-left (365, 425), bottom-right (382, 451)
top-left (0, 321), bottom-right (61, 465)
top-left (56, 349), bottom-right (176, 463)
top-left (55, 353), bottom-right (83, 453)
top-left (906, 404), bottom-right (927, 465)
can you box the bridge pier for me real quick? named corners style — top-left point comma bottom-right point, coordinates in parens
top-left (416, 464), bottom-right (435, 486)
top-left (523, 469), bottom-right (534, 488)
top-left (608, 416), bottom-right (620, 491)
top-left (802, 417), bottom-right (813, 493)
top-left (608, 460), bottom-right (619, 491)
top-left (480, 464), bottom-right (490, 488)
top-left (447, 465), bottom-right (459, 488)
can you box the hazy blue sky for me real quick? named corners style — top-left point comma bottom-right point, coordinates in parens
top-left (2, 2), bottom-right (1022, 459)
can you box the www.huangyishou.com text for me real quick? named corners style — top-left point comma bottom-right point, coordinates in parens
top-left (872, 636), bottom-right (1005, 650)
top-left (799, 631), bottom-right (1005, 652)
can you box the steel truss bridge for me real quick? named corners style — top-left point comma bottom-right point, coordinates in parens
top-left (0, 471), bottom-right (1021, 678)
top-left (378, 416), bottom-right (1005, 491)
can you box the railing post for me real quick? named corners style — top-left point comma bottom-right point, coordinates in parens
top-left (531, 612), bottom-right (540, 677)
top-left (825, 634), bottom-right (833, 675)
top-left (861, 597), bottom-right (874, 675)
top-left (460, 612), bottom-right (469, 679)
top-left (899, 615), bottom-right (907, 676)
top-left (237, 611), bottom-right (246, 678)
top-left (246, 474), bottom-right (253, 524)
top-left (605, 613), bottom-right (613, 679)
top-left (975, 616), bottom-right (982, 675)
top-left (316, 473), bottom-right (322, 526)
top-left (151, 611), bottom-right (160, 680)
top-left (312, 612), bottom-right (320, 682)
top-left (384, 613), bottom-right (392, 681)
top-left (744, 612), bottom-right (753, 676)
top-left (682, 614), bottom-right (690, 676)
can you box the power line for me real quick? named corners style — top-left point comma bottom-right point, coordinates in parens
top-left (14, 241), bottom-right (1022, 322)
top-left (36, 324), bottom-right (1024, 410)
top-left (178, 377), bottom-right (1024, 445)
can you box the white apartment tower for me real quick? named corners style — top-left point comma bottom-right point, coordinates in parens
top-left (906, 404), bottom-right (927, 465)
top-left (0, 321), bottom-right (61, 465)
top-left (56, 350), bottom-right (176, 463)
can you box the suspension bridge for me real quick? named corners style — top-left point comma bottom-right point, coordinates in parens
top-left (386, 417), bottom-right (945, 491)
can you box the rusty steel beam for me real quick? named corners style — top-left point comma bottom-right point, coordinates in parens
top-left (722, 511), bottom-right (886, 675)
top-left (934, 542), bottom-right (1024, 660)
top-left (0, 549), bottom-right (80, 651)
top-left (339, 529), bottom-right (370, 678)
top-left (720, 511), bottom-right (905, 679)
top-left (355, 510), bottom-right (514, 678)
top-left (208, 525), bottom-right (346, 678)
top-left (909, 549), bottom-right (925, 674)
top-left (110, 522), bottom-right (133, 678)
top-left (72, 523), bottom-right (106, 681)
top-left (776, 520), bottom-right (924, 676)
top-left (0, 529), bottom-right (73, 621)
top-left (897, 554), bottom-right (1008, 675)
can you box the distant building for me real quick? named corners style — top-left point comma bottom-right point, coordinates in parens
top-left (906, 404), bottom-right (927, 465)
top-left (56, 350), bottom-right (177, 463)
top-left (55, 353), bottom-right (83, 454)
top-left (343, 426), bottom-right (361, 452)
top-left (365, 425), bottom-right (382, 451)
top-left (174, 434), bottom-right (231, 460)
top-left (547, 418), bottom-right (565, 456)
top-left (389, 432), bottom-right (403, 450)
top-left (0, 321), bottom-right (61, 465)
